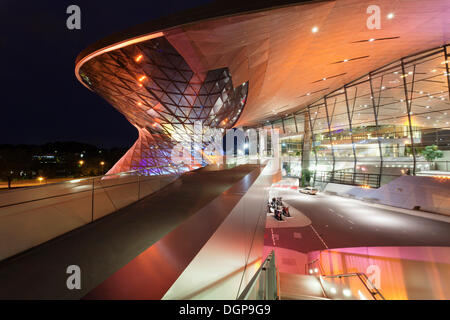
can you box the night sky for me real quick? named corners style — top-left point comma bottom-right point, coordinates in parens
top-left (1, 0), bottom-right (212, 148)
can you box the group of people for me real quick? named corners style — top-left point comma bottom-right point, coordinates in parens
top-left (267, 197), bottom-right (291, 221)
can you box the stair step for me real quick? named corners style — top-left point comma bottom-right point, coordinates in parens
top-left (279, 272), bottom-right (326, 300)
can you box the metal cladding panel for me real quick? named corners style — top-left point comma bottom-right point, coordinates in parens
top-left (79, 37), bottom-right (248, 175)
top-left (162, 161), bottom-right (280, 300)
top-left (83, 163), bottom-right (281, 300)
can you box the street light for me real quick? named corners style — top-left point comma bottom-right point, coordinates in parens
top-left (78, 160), bottom-right (84, 166)
top-left (100, 161), bottom-right (105, 174)
top-left (37, 176), bottom-right (44, 184)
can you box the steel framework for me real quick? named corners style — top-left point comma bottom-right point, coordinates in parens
top-left (260, 45), bottom-right (450, 187)
top-left (79, 37), bottom-right (248, 175)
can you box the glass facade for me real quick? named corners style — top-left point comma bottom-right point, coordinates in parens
top-left (79, 37), bottom-right (248, 175)
top-left (262, 45), bottom-right (450, 188)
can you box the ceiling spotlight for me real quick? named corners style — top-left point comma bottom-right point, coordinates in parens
top-left (387, 13), bottom-right (394, 19)
top-left (368, 38), bottom-right (375, 42)
top-left (135, 54), bottom-right (143, 62)
top-left (343, 59), bottom-right (349, 62)
top-left (312, 26), bottom-right (319, 33)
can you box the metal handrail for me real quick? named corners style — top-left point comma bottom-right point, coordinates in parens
top-left (306, 255), bottom-right (385, 300)
top-left (238, 250), bottom-right (278, 300)
top-left (313, 170), bottom-right (382, 188)
top-left (320, 272), bottom-right (385, 300)
top-left (305, 258), bottom-right (325, 275)
top-left (0, 164), bottom-right (185, 209)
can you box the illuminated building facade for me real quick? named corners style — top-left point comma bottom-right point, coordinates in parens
top-left (75, 0), bottom-right (450, 182)
top-left (78, 37), bottom-right (247, 175)
top-left (273, 45), bottom-right (450, 187)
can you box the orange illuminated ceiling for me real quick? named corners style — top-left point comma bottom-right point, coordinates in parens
top-left (76, 0), bottom-right (450, 127)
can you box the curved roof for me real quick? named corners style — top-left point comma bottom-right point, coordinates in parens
top-left (75, 0), bottom-right (319, 65)
top-left (76, 0), bottom-right (450, 127)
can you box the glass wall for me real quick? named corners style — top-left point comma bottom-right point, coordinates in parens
top-left (257, 45), bottom-right (450, 188)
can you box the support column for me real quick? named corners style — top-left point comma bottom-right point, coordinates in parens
top-left (344, 86), bottom-right (358, 185)
top-left (401, 60), bottom-right (417, 176)
top-left (445, 46), bottom-right (450, 102)
top-left (306, 107), bottom-right (318, 186)
top-left (324, 97), bottom-right (336, 181)
top-left (368, 73), bottom-right (384, 180)
top-left (293, 113), bottom-right (299, 134)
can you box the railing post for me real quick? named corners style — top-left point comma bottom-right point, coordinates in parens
top-left (91, 178), bottom-right (95, 223)
top-left (137, 173), bottom-right (140, 200)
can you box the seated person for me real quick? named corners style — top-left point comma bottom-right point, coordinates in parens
top-left (277, 197), bottom-right (283, 206)
top-left (282, 206), bottom-right (291, 217)
top-left (271, 197), bottom-right (276, 207)
top-left (274, 209), bottom-right (283, 221)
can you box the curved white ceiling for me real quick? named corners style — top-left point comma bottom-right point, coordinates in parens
top-left (163, 0), bottom-right (450, 126)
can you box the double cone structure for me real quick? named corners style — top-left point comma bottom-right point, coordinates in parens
top-left (78, 37), bottom-right (248, 175)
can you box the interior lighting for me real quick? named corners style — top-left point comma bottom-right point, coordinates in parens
top-left (343, 289), bottom-right (352, 297)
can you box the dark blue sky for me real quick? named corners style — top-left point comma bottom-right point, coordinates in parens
top-left (1, 0), bottom-right (212, 148)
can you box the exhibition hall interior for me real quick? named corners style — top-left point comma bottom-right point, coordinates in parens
top-left (0, 0), bottom-right (449, 301)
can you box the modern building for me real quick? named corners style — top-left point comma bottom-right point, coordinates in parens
top-left (0, 0), bottom-right (449, 301)
top-left (75, 0), bottom-right (450, 185)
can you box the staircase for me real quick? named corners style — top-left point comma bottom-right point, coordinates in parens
top-left (278, 273), bottom-right (329, 300)
top-left (238, 250), bottom-right (385, 300)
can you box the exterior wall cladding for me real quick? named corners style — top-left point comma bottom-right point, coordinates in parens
top-left (80, 35), bottom-right (450, 185)
top-left (79, 37), bottom-right (248, 175)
